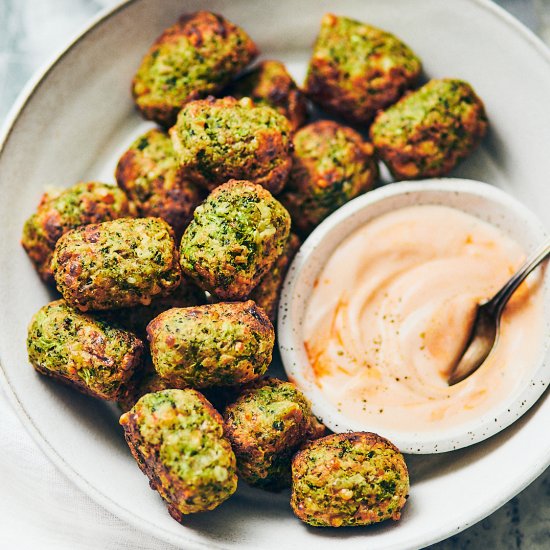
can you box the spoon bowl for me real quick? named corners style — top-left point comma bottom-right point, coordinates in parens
top-left (448, 239), bottom-right (550, 386)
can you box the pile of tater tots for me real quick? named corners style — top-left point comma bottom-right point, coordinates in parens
top-left (22, 10), bottom-right (488, 528)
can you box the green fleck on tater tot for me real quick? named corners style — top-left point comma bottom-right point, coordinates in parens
top-left (179, 180), bottom-right (291, 301)
top-left (132, 11), bottom-right (258, 127)
top-left (120, 389), bottom-right (238, 521)
top-left (147, 300), bottom-right (274, 388)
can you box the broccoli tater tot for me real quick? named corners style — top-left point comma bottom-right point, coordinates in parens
top-left (120, 389), bottom-right (238, 521)
top-left (171, 97), bottom-right (292, 194)
top-left (179, 180), bottom-right (290, 301)
top-left (115, 129), bottom-right (203, 237)
top-left (21, 181), bottom-right (134, 283)
top-left (132, 11), bottom-right (258, 126)
top-left (147, 300), bottom-right (274, 388)
top-left (279, 121), bottom-right (377, 235)
top-left (304, 14), bottom-right (421, 124)
top-left (224, 378), bottom-right (325, 490)
top-left (52, 217), bottom-right (181, 311)
top-left (291, 432), bottom-right (410, 527)
top-left (370, 78), bottom-right (488, 179)
top-left (27, 300), bottom-right (143, 400)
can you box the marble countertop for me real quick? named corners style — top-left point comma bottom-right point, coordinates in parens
top-left (1, 1), bottom-right (549, 549)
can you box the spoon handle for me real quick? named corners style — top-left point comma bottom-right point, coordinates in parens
top-left (487, 238), bottom-right (550, 317)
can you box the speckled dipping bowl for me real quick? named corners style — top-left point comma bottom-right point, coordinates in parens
top-left (278, 178), bottom-right (550, 454)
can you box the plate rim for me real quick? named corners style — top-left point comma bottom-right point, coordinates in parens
top-left (1, 0), bottom-right (550, 548)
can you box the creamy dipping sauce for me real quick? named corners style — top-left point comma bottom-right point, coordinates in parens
top-left (304, 205), bottom-right (544, 433)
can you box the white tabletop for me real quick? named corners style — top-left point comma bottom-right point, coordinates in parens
top-left (1, 1), bottom-right (550, 548)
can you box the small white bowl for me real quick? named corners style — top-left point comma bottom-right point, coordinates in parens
top-left (278, 178), bottom-right (550, 454)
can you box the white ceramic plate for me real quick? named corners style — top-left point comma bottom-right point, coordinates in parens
top-left (1, 1), bottom-right (550, 549)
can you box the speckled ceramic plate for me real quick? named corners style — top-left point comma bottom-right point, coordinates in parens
top-left (1, 1), bottom-right (550, 549)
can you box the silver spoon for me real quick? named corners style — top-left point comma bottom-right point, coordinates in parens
top-left (447, 239), bottom-right (550, 386)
